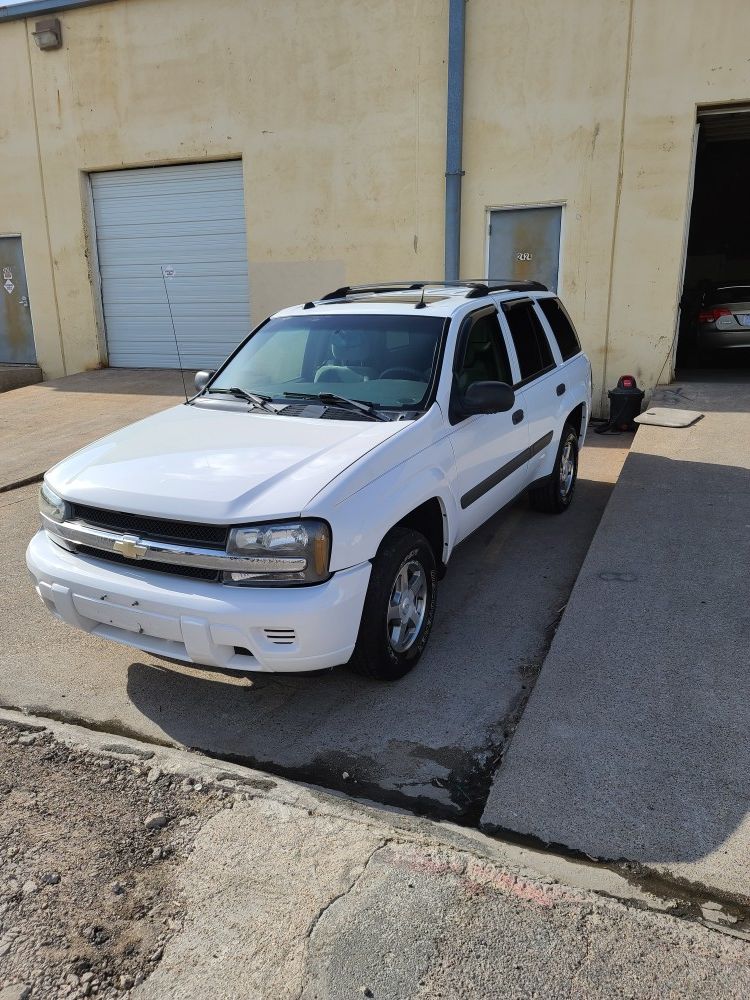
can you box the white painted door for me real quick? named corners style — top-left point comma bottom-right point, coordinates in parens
top-left (91, 161), bottom-right (250, 369)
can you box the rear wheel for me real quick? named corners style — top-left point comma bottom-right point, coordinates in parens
top-left (349, 526), bottom-right (437, 681)
top-left (529, 424), bottom-right (579, 513)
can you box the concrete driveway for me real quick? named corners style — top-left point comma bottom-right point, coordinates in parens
top-left (482, 377), bottom-right (750, 903)
top-left (0, 369), bottom-right (193, 491)
top-left (0, 370), bottom-right (630, 821)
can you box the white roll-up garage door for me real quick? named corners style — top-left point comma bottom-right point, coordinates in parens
top-left (91, 161), bottom-right (251, 369)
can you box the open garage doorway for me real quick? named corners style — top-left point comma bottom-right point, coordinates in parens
top-left (676, 106), bottom-right (750, 373)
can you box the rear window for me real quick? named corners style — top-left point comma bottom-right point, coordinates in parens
top-left (537, 298), bottom-right (581, 361)
top-left (504, 302), bottom-right (555, 383)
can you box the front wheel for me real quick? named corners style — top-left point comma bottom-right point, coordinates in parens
top-left (529, 424), bottom-right (579, 513)
top-left (349, 526), bottom-right (437, 681)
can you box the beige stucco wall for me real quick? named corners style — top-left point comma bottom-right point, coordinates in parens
top-left (605, 0), bottom-right (750, 408)
top-left (2, 0), bottom-right (448, 378)
top-left (0, 19), bottom-right (65, 377)
top-left (3, 0), bottom-right (750, 408)
top-left (462, 0), bottom-right (631, 412)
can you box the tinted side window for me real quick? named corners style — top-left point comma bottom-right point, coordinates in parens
top-left (538, 298), bottom-right (581, 361)
top-left (504, 302), bottom-right (555, 382)
top-left (455, 312), bottom-right (512, 392)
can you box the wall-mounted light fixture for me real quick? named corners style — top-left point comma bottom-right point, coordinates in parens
top-left (32, 18), bottom-right (63, 51)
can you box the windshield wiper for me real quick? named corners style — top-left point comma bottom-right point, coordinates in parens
top-left (283, 391), bottom-right (389, 422)
top-left (205, 386), bottom-right (277, 414)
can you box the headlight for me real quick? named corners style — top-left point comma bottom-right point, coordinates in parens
top-left (39, 482), bottom-right (69, 524)
top-left (224, 519), bottom-right (331, 586)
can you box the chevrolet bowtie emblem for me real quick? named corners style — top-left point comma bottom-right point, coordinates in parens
top-left (113, 534), bottom-right (148, 559)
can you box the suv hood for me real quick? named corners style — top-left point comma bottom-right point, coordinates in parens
top-left (46, 404), bottom-right (406, 522)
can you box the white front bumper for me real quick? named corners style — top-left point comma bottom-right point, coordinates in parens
top-left (26, 530), bottom-right (370, 673)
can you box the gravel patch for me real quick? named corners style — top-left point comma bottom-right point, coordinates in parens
top-left (0, 722), bottom-right (227, 999)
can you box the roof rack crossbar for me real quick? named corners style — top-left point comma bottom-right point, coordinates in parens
top-left (318, 278), bottom-right (547, 302)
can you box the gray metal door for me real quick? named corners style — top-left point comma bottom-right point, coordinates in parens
top-left (0, 237), bottom-right (36, 364)
top-left (488, 206), bottom-right (562, 292)
top-left (91, 161), bottom-right (251, 369)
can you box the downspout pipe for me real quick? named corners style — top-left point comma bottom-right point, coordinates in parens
top-left (444, 0), bottom-right (466, 281)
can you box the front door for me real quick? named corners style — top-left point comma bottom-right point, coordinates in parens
top-left (447, 307), bottom-right (530, 543)
top-left (0, 237), bottom-right (36, 364)
top-left (488, 206), bottom-right (562, 292)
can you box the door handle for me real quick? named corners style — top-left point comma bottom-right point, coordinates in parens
top-left (512, 409), bottom-right (524, 424)
top-left (556, 383), bottom-right (566, 396)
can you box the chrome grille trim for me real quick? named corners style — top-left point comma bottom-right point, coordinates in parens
top-left (42, 516), bottom-right (303, 574)
top-left (69, 502), bottom-right (228, 546)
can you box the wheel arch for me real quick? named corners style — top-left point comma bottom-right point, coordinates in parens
top-left (565, 401), bottom-right (587, 441)
top-left (389, 497), bottom-right (449, 576)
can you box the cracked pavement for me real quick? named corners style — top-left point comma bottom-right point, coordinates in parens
top-left (135, 756), bottom-right (750, 1000)
top-left (2, 714), bottom-right (749, 999)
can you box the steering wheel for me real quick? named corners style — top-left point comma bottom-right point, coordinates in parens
top-left (379, 367), bottom-right (425, 381)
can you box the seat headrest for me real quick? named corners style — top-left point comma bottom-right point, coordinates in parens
top-left (331, 330), bottom-right (370, 365)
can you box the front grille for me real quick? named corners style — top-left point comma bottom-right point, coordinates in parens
top-left (70, 504), bottom-right (228, 548)
top-left (77, 545), bottom-right (221, 582)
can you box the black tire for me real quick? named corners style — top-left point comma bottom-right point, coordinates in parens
top-left (349, 526), bottom-right (437, 681)
top-left (529, 424), bottom-right (579, 514)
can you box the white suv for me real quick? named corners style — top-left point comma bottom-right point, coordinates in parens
top-left (27, 280), bottom-right (591, 681)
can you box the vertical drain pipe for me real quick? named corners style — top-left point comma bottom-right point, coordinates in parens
top-left (444, 0), bottom-right (466, 281)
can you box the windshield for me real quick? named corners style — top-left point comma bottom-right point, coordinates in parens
top-left (207, 313), bottom-right (445, 411)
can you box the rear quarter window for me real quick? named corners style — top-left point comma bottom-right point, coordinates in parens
top-left (504, 301), bottom-right (555, 383)
top-left (537, 298), bottom-right (581, 362)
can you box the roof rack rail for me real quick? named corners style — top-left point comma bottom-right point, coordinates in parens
top-left (317, 278), bottom-right (548, 303)
top-left (319, 282), bottom-right (427, 301)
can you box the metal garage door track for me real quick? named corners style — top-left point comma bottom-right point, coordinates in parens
top-left (481, 376), bottom-right (750, 905)
top-left (0, 369), bottom-right (192, 492)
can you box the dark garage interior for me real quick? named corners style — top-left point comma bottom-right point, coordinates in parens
top-left (677, 107), bottom-right (750, 372)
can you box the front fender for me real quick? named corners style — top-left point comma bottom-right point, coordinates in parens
top-left (308, 440), bottom-right (460, 572)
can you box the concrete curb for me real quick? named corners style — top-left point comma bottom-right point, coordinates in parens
top-left (0, 473), bottom-right (44, 495)
top-left (3, 704), bottom-right (747, 942)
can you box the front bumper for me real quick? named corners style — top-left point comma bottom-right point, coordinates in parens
top-left (26, 530), bottom-right (371, 673)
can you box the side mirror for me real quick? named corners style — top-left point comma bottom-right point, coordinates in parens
top-left (463, 381), bottom-right (515, 415)
top-left (194, 370), bottom-right (215, 392)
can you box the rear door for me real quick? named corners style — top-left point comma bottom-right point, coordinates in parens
top-left (499, 298), bottom-right (560, 484)
top-left (447, 307), bottom-right (530, 542)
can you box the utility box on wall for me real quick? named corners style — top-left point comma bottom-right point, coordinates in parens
top-left (488, 206), bottom-right (562, 292)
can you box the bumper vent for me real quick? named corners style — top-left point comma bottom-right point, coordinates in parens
top-left (263, 628), bottom-right (296, 645)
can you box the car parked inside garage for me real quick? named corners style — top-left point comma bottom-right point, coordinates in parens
top-left (27, 280), bottom-right (591, 680)
top-left (697, 284), bottom-right (750, 357)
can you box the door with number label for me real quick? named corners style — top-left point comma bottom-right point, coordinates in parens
top-left (488, 206), bottom-right (562, 293)
top-left (0, 237), bottom-right (36, 364)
